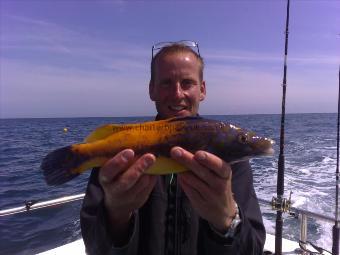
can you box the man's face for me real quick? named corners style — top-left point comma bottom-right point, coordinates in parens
top-left (149, 52), bottom-right (206, 119)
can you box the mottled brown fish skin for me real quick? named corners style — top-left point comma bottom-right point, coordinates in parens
top-left (41, 116), bottom-right (274, 185)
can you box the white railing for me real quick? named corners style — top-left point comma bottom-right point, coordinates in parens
top-left (258, 197), bottom-right (335, 252)
top-left (0, 193), bottom-right (85, 217)
top-left (0, 193), bottom-right (336, 252)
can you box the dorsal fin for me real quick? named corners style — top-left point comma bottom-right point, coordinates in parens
top-left (84, 124), bottom-right (127, 143)
top-left (84, 118), bottom-right (179, 143)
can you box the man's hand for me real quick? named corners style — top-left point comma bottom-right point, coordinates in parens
top-left (99, 149), bottom-right (157, 244)
top-left (171, 146), bottom-right (237, 233)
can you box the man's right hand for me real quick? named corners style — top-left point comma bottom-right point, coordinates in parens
top-left (98, 149), bottom-right (157, 245)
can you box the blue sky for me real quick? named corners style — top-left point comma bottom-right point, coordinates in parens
top-left (1, 0), bottom-right (339, 118)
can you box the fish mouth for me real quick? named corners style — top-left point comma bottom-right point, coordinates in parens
top-left (262, 138), bottom-right (275, 155)
top-left (264, 147), bottom-right (275, 155)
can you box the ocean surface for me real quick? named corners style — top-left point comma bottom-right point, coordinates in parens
top-left (0, 113), bottom-right (338, 254)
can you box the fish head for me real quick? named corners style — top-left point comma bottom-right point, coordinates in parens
top-left (217, 123), bottom-right (275, 163)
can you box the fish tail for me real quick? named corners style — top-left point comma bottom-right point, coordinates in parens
top-left (41, 146), bottom-right (81, 186)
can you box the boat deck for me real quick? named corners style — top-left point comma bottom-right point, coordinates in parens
top-left (37, 233), bottom-right (302, 255)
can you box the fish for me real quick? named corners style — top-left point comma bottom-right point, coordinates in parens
top-left (41, 116), bottom-right (274, 186)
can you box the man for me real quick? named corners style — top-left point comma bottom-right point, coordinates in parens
top-left (80, 41), bottom-right (265, 255)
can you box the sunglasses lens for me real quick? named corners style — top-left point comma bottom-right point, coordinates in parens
top-left (152, 40), bottom-right (199, 58)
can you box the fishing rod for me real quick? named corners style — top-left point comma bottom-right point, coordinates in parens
top-left (333, 65), bottom-right (340, 255)
top-left (274, 0), bottom-right (290, 254)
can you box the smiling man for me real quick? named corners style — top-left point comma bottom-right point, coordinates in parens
top-left (80, 41), bottom-right (265, 255)
top-left (149, 44), bottom-right (206, 119)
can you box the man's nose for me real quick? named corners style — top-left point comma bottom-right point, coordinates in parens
top-left (171, 82), bottom-right (184, 98)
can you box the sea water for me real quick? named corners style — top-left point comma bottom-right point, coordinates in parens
top-left (0, 113), bottom-right (337, 254)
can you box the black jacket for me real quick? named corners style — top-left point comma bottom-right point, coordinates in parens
top-left (80, 160), bottom-right (265, 255)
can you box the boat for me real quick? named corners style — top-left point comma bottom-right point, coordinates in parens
top-left (0, 192), bottom-right (335, 254)
top-left (1, 1), bottom-right (338, 254)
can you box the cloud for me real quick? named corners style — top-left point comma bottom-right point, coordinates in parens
top-left (0, 58), bottom-right (153, 118)
top-left (1, 14), bottom-right (150, 71)
top-left (200, 58), bottom-right (338, 115)
top-left (0, 14), bottom-right (155, 118)
top-left (1, 50), bottom-right (337, 118)
top-left (2, 14), bottom-right (82, 49)
top-left (202, 63), bottom-right (282, 114)
top-left (205, 49), bottom-right (339, 66)
top-left (1, 13), bottom-right (338, 118)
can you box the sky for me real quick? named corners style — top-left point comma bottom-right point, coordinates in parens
top-left (0, 0), bottom-right (339, 118)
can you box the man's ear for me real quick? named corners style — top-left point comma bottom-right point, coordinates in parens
top-left (149, 80), bottom-right (156, 101)
top-left (200, 81), bottom-right (206, 101)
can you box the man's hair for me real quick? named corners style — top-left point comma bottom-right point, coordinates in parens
top-left (150, 43), bottom-right (204, 83)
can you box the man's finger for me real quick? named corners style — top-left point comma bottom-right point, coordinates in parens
top-left (170, 147), bottom-right (208, 180)
top-left (115, 153), bottom-right (156, 191)
top-left (194, 150), bottom-right (231, 179)
top-left (99, 149), bottom-right (135, 185)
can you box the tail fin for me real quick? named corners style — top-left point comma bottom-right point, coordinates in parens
top-left (41, 146), bottom-right (81, 186)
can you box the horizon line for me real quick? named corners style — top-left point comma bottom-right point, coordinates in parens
top-left (0, 112), bottom-right (337, 120)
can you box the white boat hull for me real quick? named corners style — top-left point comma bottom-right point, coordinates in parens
top-left (37, 233), bottom-right (302, 254)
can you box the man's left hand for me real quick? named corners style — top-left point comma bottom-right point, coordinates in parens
top-left (171, 146), bottom-right (237, 233)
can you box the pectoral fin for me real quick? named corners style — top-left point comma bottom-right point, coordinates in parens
top-left (146, 156), bottom-right (187, 175)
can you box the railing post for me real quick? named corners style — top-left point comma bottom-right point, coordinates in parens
top-left (300, 213), bottom-right (307, 250)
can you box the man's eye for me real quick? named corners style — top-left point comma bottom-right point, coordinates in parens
top-left (181, 79), bottom-right (195, 89)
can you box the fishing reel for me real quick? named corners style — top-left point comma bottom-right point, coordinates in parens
top-left (271, 191), bottom-right (292, 213)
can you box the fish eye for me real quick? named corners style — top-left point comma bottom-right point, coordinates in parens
top-left (238, 134), bottom-right (248, 144)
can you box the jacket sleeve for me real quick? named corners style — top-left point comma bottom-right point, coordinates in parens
top-left (80, 168), bottom-right (140, 255)
top-left (198, 160), bottom-right (266, 255)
